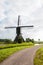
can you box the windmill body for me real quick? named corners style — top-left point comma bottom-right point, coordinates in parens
top-left (5, 15), bottom-right (34, 43)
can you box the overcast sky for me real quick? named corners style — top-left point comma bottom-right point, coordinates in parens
top-left (0, 0), bottom-right (43, 41)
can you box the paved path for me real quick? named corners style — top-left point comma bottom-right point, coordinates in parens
top-left (0, 45), bottom-right (42, 65)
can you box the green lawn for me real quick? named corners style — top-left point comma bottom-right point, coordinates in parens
top-left (34, 47), bottom-right (43, 65)
top-left (0, 42), bottom-right (34, 63)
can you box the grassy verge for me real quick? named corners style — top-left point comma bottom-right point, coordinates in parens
top-left (0, 42), bottom-right (34, 63)
top-left (34, 47), bottom-right (43, 65)
top-left (0, 42), bottom-right (34, 49)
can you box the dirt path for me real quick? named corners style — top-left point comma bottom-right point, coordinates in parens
top-left (0, 45), bottom-right (42, 65)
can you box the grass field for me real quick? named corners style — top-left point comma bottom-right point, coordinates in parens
top-left (0, 42), bottom-right (34, 49)
top-left (34, 47), bottom-right (43, 65)
top-left (0, 42), bottom-right (34, 63)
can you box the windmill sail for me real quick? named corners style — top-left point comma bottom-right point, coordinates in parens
top-left (4, 15), bottom-right (34, 43)
top-left (5, 26), bottom-right (16, 29)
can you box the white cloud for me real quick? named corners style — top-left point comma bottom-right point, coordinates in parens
top-left (0, 0), bottom-right (43, 40)
top-left (0, 3), bottom-right (5, 20)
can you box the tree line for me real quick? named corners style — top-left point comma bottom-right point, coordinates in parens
top-left (0, 38), bottom-right (34, 43)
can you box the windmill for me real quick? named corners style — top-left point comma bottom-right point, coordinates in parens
top-left (5, 15), bottom-right (34, 43)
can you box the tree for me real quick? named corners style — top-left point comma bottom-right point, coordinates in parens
top-left (31, 39), bottom-right (34, 43)
top-left (5, 39), bottom-right (12, 43)
top-left (26, 38), bottom-right (31, 42)
top-left (38, 39), bottom-right (40, 44)
top-left (26, 38), bottom-right (34, 43)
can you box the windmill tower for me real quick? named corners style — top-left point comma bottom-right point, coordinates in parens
top-left (5, 15), bottom-right (34, 43)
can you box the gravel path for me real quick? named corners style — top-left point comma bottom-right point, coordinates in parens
top-left (0, 45), bottom-right (42, 65)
